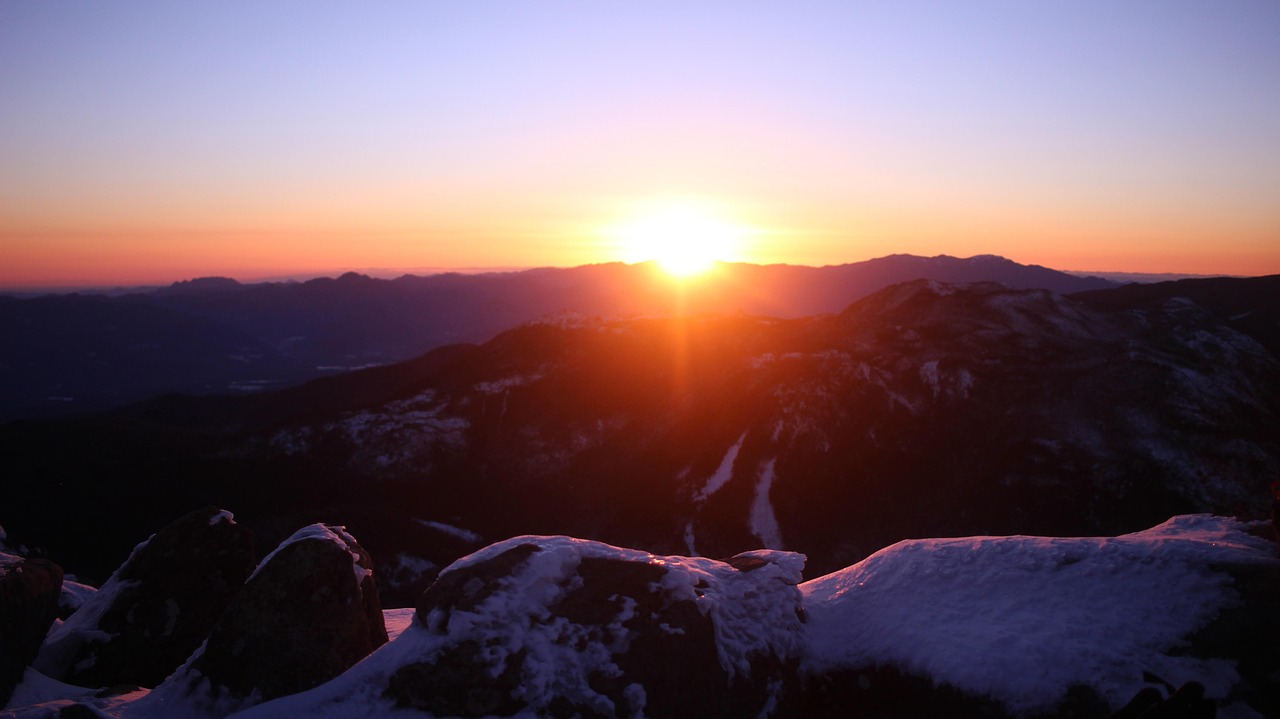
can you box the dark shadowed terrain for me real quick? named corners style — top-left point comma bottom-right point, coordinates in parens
top-left (3, 274), bottom-right (1275, 608)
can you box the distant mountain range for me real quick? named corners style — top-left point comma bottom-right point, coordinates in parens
top-left (4, 274), bottom-right (1276, 607)
top-left (0, 254), bottom-right (1115, 422)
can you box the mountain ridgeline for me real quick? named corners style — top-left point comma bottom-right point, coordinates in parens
top-left (0, 254), bottom-right (1115, 422)
top-left (3, 272), bottom-right (1277, 607)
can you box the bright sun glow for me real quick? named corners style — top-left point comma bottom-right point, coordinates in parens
top-left (609, 199), bottom-right (751, 277)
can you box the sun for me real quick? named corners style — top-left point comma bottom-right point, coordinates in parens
top-left (609, 199), bottom-right (750, 277)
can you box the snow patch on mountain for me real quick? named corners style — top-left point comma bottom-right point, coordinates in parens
top-left (693, 433), bottom-right (746, 503)
top-left (475, 373), bottom-right (543, 395)
top-left (414, 519), bottom-right (482, 543)
top-left (335, 392), bottom-right (468, 449)
top-left (918, 360), bottom-right (974, 400)
top-left (683, 521), bottom-right (698, 555)
top-left (257, 389), bottom-right (474, 470)
top-left (750, 460), bottom-right (785, 550)
top-left (765, 351), bottom-right (860, 450)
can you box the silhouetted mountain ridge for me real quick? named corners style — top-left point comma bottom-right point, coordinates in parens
top-left (0, 255), bottom-right (1116, 422)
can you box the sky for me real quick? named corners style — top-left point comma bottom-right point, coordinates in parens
top-left (2, 1), bottom-right (1278, 288)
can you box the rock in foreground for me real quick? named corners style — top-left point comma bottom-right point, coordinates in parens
top-left (35, 507), bottom-right (255, 689)
top-left (0, 554), bottom-right (62, 707)
top-left (236, 536), bottom-right (807, 719)
top-left (130, 524), bottom-right (386, 716)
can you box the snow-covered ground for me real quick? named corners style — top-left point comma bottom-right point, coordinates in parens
top-left (5, 515), bottom-right (1276, 718)
top-left (802, 514), bottom-right (1278, 718)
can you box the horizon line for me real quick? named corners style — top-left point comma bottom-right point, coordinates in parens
top-left (0, 256), bottom-right (1254, 295)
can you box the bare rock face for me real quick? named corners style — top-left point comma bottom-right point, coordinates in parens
top-left (36, 506), bottom-right (255, 688)
top-left (0, 555), bottom-right (63, 706)
top-left (387, 536), bottom-right (806, 719)
top-left (180, 524), bottom-right (387, 705)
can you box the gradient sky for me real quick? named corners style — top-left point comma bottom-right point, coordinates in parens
top-left (2, 1), bottom-right (1278, 287)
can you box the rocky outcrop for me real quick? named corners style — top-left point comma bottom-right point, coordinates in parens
top-left (169, 524), bottom-right (387, 706)
top-left (6, 515), bottom-right (1277, 719)
top-left (0, 555), bottom-right (63, 707)
top-left (386, 536), bottom-right (806, 719)
top-left (35, 506), bottom-right (255, 688)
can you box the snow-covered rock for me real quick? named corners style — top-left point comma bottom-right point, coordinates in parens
top-left (233, 536), bottom-right (807, 719)
top-left (800, 514), bottom-right (1280, 718)
top-left (0, 555), bottom-right (62, 707)
top-left (5, 515), bottom-right (1279, 718)
top-left (123, 524), bottom-right (386, 718)
top-left (34, 507), bottom-right (255, 689)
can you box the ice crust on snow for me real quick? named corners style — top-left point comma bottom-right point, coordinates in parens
top-left (801, 514), bottom-right (1279, 716)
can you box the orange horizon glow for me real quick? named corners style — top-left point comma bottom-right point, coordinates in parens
top-left (4, 196), bottom-right (1278, 289)
top-left (4, 4), bottom-right (1278, 290)
top-left (2, 217), bottom-right (1278, 290)
top-left (5, 235), bottom-right (1274, 287)
top-left (2, 186), bottom-right (1278, 289)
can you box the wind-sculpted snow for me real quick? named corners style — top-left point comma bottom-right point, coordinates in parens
top-left (801, 514), bottom-right (1280, 717)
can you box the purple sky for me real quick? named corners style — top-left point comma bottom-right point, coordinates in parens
top-left (2, 1), bottom-right (1278, 286)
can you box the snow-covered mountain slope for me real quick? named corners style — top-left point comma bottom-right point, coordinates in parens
top-left (3, 279), bottom-right (1276, 604)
